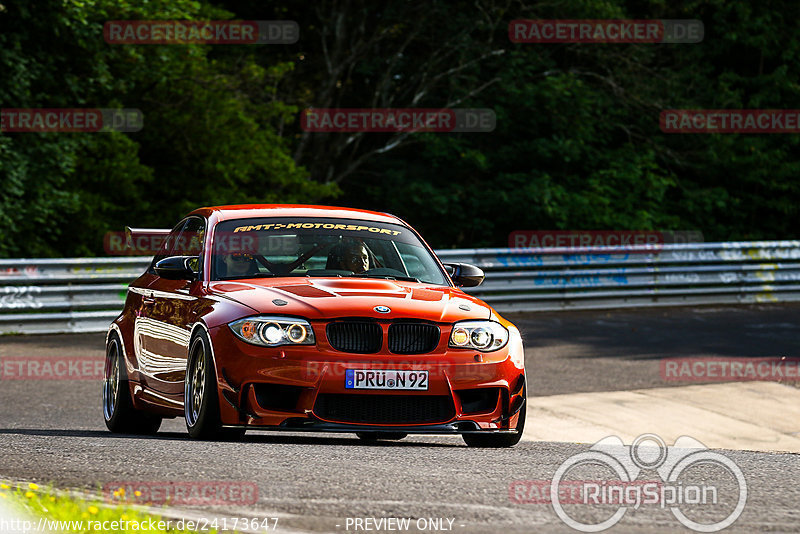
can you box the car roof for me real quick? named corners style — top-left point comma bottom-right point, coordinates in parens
top-left (188, 204), bottom-right (404, 225)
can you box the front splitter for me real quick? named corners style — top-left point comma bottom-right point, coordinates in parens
top-left (222, 420), bottom-right (519, 435)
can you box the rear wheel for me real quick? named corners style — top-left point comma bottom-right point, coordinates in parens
top-left (185, 330), bottom-right (245, 441)
top-left (103, 333), bottom-right (161, 434)
top-left (462, 396), bottom-right (526, 448)
top-left (356, 432), bottom-right (408, 442)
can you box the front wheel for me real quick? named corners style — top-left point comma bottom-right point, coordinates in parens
top-left (185, 330), bottom-right (244, 441)
top-left (462, 399), bottom-right (526, 448)
top-left (103, 333), bottom-right (161, 434)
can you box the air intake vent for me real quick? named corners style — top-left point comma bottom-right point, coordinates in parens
top-left (313, 394), bottom-right (455, 424)
top-left (455, 387), bottom-right (500, 414)
top-left (326, 321), bottom-right (382, 353)
top-left (388, 323), bottom-right (440, 354)
top-left (253, 383), bottom-right (305, 412)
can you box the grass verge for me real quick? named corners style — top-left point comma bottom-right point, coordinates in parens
top-left (1, 482), bottom-right (220, 533)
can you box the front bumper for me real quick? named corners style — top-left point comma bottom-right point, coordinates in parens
top-left (209, 324), bottom-right (526, 433)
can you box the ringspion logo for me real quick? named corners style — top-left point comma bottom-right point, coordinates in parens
top-left (512, 434), bottom-right (746, 532)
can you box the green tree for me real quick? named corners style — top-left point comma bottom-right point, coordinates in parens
top-left (0, 0), bottom-right (333, 257)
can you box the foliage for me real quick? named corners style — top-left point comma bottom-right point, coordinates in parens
top-left (1, 0), bottom-right (799, 255)
top-left (1, 481), bottom-right (220, 533)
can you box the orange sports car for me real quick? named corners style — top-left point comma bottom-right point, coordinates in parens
top-left (103, 205), bottom-right (526, 447)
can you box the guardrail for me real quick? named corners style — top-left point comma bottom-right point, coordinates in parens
top-left (2, 241), bottom-right (800, 334)
top-left (437, 241), bottom-right (800, 312)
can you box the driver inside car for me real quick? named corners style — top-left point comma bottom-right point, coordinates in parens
top-left (222, 252), bottom-right (260, 278)
top-left (342, 241), bottom-right (370, 274)
top-left (327, 239), bottom-right (370, 274)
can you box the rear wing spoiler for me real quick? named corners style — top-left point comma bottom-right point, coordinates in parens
top-left (125, 226), bottom-right (170, 252)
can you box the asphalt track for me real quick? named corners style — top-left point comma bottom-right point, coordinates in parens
top-left (1, 304), bottom-right (800, 532)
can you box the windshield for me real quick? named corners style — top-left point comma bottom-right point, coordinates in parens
top-left (210, 217), bottom-right (448, 285)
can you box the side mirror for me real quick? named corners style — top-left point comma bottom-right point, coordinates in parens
top-left (155, 256), bottom-right (198, 280)
top-left (443, 262), bottom-right (484, 287)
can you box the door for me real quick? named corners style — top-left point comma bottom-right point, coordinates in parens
top-left (136, 216), bottom-right (205, 400)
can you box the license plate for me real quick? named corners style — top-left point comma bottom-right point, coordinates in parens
top-left (345, 369), bottom-right (428, 390)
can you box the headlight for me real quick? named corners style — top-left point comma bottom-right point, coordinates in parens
top-left (448, 320), bottom-right (508, 352)
top-left (229, 316), bottom-right (315, 347)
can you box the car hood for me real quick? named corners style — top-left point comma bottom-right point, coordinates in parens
top-left (208, 278), bottom-right (491, 322)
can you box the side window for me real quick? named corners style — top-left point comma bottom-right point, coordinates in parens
top-left (395, 241), bottom-right (444, 283)
top-left (175, 217), bottom-right (206, 273)
top-left (175, 217), bottom-right (205, 256)
top-left (148, 220), bottom-right (186, 274)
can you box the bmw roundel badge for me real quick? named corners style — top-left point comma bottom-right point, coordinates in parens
top-left (374, 305), bottom-right (391, 313)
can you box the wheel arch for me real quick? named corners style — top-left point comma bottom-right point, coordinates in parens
top-left (188, 321), bottom-right (222, 381)
top-left (106, 322), bottom-right (135, 390)
top-left (107, 323), bottom-right (125, 354)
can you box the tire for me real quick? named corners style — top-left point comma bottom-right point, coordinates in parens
top-left (185, 330), bottom-right (245, 441)
top-left (462, 395), bottom-right (526, 448)
top-left (103, 332), bottom-right (162, 434)
top-left (356, 432), bottom-right (408, 442)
